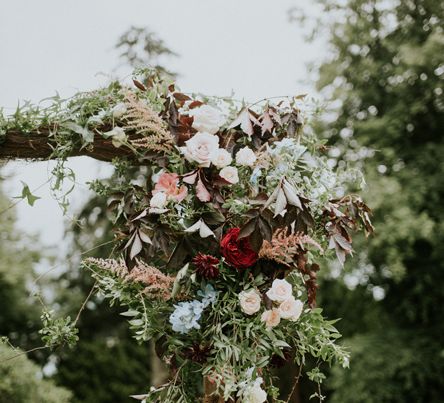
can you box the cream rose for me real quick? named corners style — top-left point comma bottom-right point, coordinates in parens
top-left (244, 383), bottom-right (267, 403)
top-left (181, 132), bottom-right (220, 167)
top-left (211, 148), bottom-right (232, 168)
top-left (239, 289), bottom-right (261, 315)
top-left (261, 308), bottom-right (281, 328)
top-left (235, 146), bottom-right (257, 166)
top-left (219, 166), bottom-right (239, 184)
top-left (266, 279), bottom-right (293, 302)
top-left (278, 297), bottom-right (303, 321)
top-left (189, 105), bottom-right (225, 134)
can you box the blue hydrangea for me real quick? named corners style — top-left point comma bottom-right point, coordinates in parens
top-left (250, 167), bottom-right (262, 185)
top-left (198, 284), bottom-right (218, 308)
top-left (169, 284), bottom-right (219, 334)
top-left (169, 300), bottom-right (204, 334)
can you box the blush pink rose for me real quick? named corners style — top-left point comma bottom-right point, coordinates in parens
top-left (261, 308), bottom-right (281, 329)
top-left (153, 173), bottom-right (188, 202)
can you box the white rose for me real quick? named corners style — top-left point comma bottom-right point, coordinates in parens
top-left (261, 309), bottom-right (281, 328)
top-left (112, 102), bottom-right (127, 118)
top-left (278, 297), bottom-right (303, 321)
top-left (180, 132), bottom-right (219, 167)
top-left (149, 192), bottom-right (168, 214)
top-left (235, 147), bottom-right (257, 166)
top-left (219, 166), bottom-right (239, 184)
top-left (189, 105), bottom-right (225, 134)
top-left (239, 289), bottom-right (261, 315)
top-left (266, 279), bottom-right (293, 302)
top-left (245, 383), bottom-right (267, 403)
top-left (211, 148), bottom-right (232, 168)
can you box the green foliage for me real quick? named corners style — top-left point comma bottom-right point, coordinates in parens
top-left (0, 190), bottom-right (43, 350)
top-left (0, 343), bottom-right (71, 403)
top-left (39, 310), bottom-right (79, 349)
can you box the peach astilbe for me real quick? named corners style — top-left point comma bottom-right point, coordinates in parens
top-left (259, 229), bottom-right (323, 267)
top-left (123, 92), bottom-right (174, 153)
top-left (85, 258), bottom-right (175, 300)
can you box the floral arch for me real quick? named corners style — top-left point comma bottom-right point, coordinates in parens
top-left (0, 69), bottom-right (373, 402)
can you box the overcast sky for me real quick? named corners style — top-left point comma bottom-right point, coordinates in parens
top-left (0, 0), bottom-right (325, 251)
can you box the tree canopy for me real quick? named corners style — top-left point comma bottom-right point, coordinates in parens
top-left (308, 0), bottom-right (444, 401)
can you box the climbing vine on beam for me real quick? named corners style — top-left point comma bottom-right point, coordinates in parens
top-left (0, 68), bottom-right (373, 402)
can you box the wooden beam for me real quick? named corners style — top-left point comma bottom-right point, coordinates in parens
top-left (0, 129), bottom-right (135, 162)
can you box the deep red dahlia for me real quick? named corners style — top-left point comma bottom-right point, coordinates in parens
top-left (220, 227), bottom-right (258, 270)
top-left (184, 343), bottom-right (212, 363)
top-left (192, 253), bottom-right (220, 279)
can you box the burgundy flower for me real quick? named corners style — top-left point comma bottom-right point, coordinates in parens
top-left (192, 253), bottom-right (220, 279)
top-left (220, 228), bottom-right (258, 270)
top-left (184, 343), bottom-right (212, 363)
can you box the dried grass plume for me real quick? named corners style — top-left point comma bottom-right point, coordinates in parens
top-left (124, 92), bottom-right (174, 153)
top-left (85, 257), bottom-right (175, 300)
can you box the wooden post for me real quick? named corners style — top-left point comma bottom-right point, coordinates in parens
top-left (203, 376), bottom-right (225, 403)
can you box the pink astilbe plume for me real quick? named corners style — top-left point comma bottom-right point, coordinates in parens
top-left (85, 258), bottom-right (175, 300)
top-left (124, 92), bottom-right (174, 153)
top-left (259, 229), bottom-right (323, 267)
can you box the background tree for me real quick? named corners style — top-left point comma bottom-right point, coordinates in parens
top-left (0, 344), bottom-right (71, 403)
top-left (0, 184), bottom-right (74, 401)
top-left (295, 0), bottom-right (444, 401)
top-left (0, 189), bottom-right (42, 350)
top-left (115, 26), bottom-right (178, 77)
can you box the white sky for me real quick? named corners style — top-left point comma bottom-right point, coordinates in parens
top-left (0, 0), bottom-right (325, 250)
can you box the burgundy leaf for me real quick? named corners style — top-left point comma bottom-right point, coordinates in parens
top-left (133, 79), bottom-right (147, 91)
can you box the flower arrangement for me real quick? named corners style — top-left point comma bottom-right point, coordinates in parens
top-left (1, 68), bottom-right (372, 402)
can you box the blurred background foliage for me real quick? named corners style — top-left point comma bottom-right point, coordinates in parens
top-left (0, 344), bottom-right (71, 403)
top-left (308, 0), bottom-right (444, 402)
top-left (0, 190), bottom-right (71, 402)
top-left (1, 0), bottom-right (444, 401)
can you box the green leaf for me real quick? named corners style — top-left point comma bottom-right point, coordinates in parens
top-left (15, 181), bottom-right (41, 206)
top-left (64, 121), bottom-right (94, 144)
top-left (120, 310), bottom-right (139, 317)
top-left (128, 319), bottom-right (144, 326)
top-left (274, 340), bottom-right (291, 348)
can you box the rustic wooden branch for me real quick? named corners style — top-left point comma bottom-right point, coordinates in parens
top-left (0, 129), bottom-right (136, 162)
